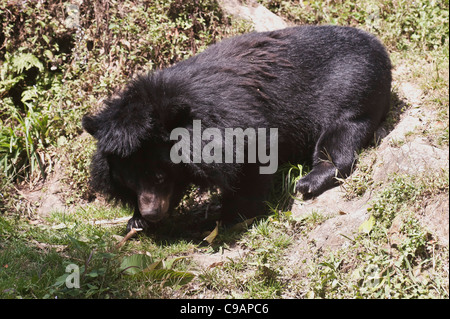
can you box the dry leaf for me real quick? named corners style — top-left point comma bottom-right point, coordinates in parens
top-left (208, 262), bottom-right (224, 269)
top-left (203, 221), bottom-right (220, 244)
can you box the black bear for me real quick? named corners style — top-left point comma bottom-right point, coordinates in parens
top-left (82, 25), bottom-right (392, 232)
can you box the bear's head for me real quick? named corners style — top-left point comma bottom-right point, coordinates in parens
top-left (82, 73), bottom-right (192, 223)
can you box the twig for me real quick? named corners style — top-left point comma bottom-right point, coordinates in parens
top-left (89, 216), bottom-right (129, 226)
top-left (115, 228), bottom-right (142, 249)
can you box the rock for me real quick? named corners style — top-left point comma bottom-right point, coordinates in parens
top-left (419, 194), bottom-right (449, 246)
top-left (19, 163), bottom-right (67, 218)
top-left (381, 114), bottom-right (424, 143)
top-left (387, 214), bottom-right (407, 249)
top-left (398, 82), bottom-right (423, 107)
top-left (372, 137), bottom-right (449, 182)
top-left (65, 3), bottom-right (80, 29)
top-left (218, 0), bottom-right (288, 32)
top-left (294, 186), bottom-right (369, 218)
top-left (307, 206), bottom-right (369, 250)
top-left (190, 244), bottom-right (249, 270)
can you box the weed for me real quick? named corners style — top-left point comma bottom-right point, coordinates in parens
top-left (302, 172), bottom-right (449, 298)
top-left (269, 163), bottom-right (307, 212)
top-left (258, 0), bottom-right (449, 51)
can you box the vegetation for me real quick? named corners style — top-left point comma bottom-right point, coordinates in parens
top-left (0, 0), bottom-right (448, 299)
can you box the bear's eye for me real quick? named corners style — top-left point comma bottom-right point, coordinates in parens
top-left (155, 172), bottom-right (165, 184)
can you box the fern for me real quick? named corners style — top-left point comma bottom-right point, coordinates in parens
top-left (0, 51), bottom-right (51, 179)
top-left (0, 53), bottom-right (43, 97)
top-left (11, 53), bottom-right (44, 74)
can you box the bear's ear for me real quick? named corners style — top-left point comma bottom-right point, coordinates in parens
top-left (158, 103), bottom-right (192, 132)
top-left (82, 114), bottom-right (99, 137)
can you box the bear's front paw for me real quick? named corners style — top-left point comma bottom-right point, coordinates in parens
top-left (296, 169), bottom-right (336, 199)
top-left (295, 177), bottom-right (311, 194)
top-left (295, 176), bottom-right (317, 200)
top-left (126, 216), bottom-right (151, 234)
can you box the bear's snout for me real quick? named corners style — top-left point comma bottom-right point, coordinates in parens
top-left (138, 190), bottom-right (171, 223)
top-left (140, 208), bottom-right (164, 222)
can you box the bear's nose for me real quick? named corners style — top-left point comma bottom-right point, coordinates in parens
top-left (140, 209), bottom-right (164, 222)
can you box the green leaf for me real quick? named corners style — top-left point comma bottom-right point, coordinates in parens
top-left (143, 259), bottom-right (164, 272)
top-left (42, 34), bottom-right (50, 44)
top-left (359, 215), bottom-right (376, 234)
top-left (53, 273), bottom-right (69, 288)
top-left (162, 256), bottom-right (189, 270)
top-left (120, 254), bottom-right (153, 275)
top-left (12, 53), bottom-right (44, 74)
top-left (147, 268), bottom-right (195, 287)
top-left (67, 234), bottom-right (90, 250)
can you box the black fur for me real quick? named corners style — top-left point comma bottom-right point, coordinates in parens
top-left (82, 25), bottom-right (392, 232)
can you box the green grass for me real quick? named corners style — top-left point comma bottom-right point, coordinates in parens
top-left (304, 172), bottom-right (449, 299)
top-left (0, 171), bottom-right (448, 298)
top-left (0, 204), bottom-right (199, 299)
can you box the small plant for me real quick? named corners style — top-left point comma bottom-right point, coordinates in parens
top-left (368, 174), bottom-right (424, 228)
top-left (120, 254), bottom-right (195, 289)
top-left (0, 52), bottom-right (50, 180)
top-left (50, 234), bottom-right (119, 298)
top-left (258, 0), bottom-right (449, 51)
top-left (269, 163), bottom-right (307, 212)
top-left (308, 254), bottom-right (344, 298)
top-left (303, 172), bottom-right (449, 298)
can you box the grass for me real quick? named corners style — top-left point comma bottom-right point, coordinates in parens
top-left (304, 172), bottom-right (449, 299)
top-left (0, 0), bottom-right (449, 299)
top-left (0, 171), bottom-right (448, 298)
